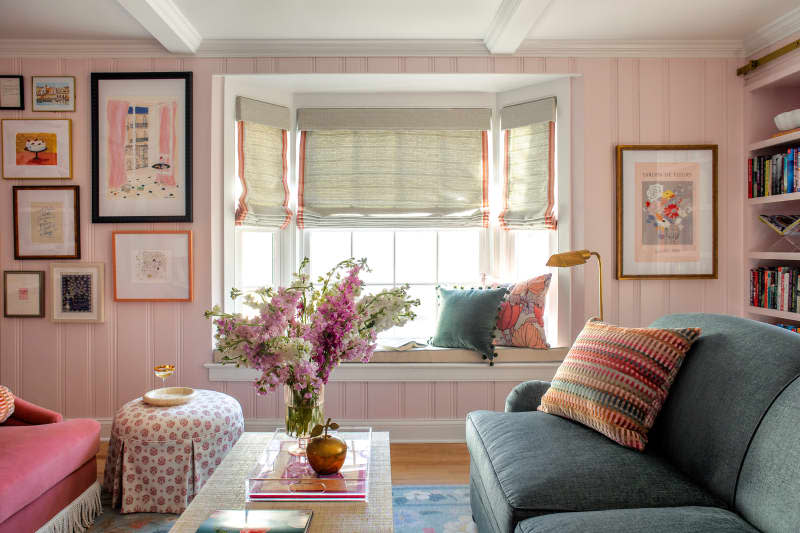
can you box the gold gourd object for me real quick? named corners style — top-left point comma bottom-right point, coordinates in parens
top-left (305, 418), bottom-right (348, 475)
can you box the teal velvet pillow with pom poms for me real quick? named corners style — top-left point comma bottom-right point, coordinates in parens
top-left (430, 287), bottom-right (509, 364)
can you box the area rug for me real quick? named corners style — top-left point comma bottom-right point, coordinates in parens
top-left (86, 485), bottom-right (473, 532)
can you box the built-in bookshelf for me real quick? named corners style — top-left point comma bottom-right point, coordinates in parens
top-left (745, 51), bottom-right (800, 328)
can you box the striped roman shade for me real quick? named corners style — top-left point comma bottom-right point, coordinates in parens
top-left (500, 97), bottom-right (556, 230)
top-left (297, 108), bottom-right (491, 229)
top-left (235, 97), bottom-right (291, 229)
top-left (538, 319), bottom-right (701, 451)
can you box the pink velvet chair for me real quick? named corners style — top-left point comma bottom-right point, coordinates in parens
top-left (0, 395), bottom-right (101, 533)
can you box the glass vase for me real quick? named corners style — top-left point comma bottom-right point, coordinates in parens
top-left (284, 385), bottom-right (325, 455)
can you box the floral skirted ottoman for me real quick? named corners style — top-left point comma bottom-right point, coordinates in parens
top-left (103, 389), bottom-right (244, 514)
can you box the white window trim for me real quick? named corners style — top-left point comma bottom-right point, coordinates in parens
top-left (216, 75), bottom-right (575, 379)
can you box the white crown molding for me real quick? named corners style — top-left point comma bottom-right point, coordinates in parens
top-left (517, 39), bottom-right (744, 58)
top-left (743, 5), bottom-right (800, 57)
top-left (0, 38), bottom-right (744, 59)
top-left (116, 0), bottom-right (201, 54)
top-left (484, 0), bottom-right (552, 55)
top-left (196, 38), bottom-right (491, 57)
top-left (98, 417), bottom-right (468, 442)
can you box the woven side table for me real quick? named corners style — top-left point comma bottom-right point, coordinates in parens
top-left (103, 389), bottom-right (244, 514)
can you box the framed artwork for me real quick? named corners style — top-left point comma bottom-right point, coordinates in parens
top-left (616, 145), bottom-right (718, 279)
top-left (50, 263), bottom-right (104, 323)
top-left (112, 230), bottom-right (193, 302)
top-left (3, 271), bottom-right (44, 318)
top-left (32, 76), bottom-right (76, 112)
top-left (13, 185), bottom-right (80, 260)
top-left (91, 72), bottom-right (193, 223)
top-left (2, 119), bottom-right (72, 179)
top-left (0, 75), bottom-right (23, 110)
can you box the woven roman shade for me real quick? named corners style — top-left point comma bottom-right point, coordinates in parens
top-left (500, 97), bottom-right (557, 230)
top-left (297, 108), bottom-right (490, 229)
top-left (235, 97), bottom-right (291, 229)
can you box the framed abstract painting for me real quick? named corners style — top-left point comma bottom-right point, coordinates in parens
top-left (91, 72), bottom-right (192, 223)
top-left (12, 185), bottom-right (80, 260)
top-left (2, 119), bottom-right (72, 179)
top-left (616, 145), bottom-right (718, 279)
top-left (3, 271), bottom-right (44, 318)
top-left (112, 230), bottom-right (193, 302)
top-left (50, 263), bottom-right (104, 323)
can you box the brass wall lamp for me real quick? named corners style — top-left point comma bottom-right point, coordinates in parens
top-left (546, 250), bottom-right (603, 321)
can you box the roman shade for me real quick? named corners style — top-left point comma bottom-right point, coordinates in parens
top-left (500, 97), bottom-right (557, 230)
top-left (297, 108), bottom-right (490, 229)
top-left (235, 97), bottom-right (291, 229)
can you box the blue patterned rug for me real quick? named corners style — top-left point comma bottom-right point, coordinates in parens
top-left (87, 485), bottom-right (474, 532)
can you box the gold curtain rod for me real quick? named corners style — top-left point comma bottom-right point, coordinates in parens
top-left (737, 38), bottom-right (800, 76)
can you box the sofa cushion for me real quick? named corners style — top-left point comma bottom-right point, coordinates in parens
top-left (494, 274), bottom-right (551, 349)
top-left (467, 410), bottom-right (722, 533)
top-left (538, 318), bottom-right (701, 450)
top-left (515, 507), bottom-right (759, 533)
top-left (0, 419), bottom-right (99, 523)
top-left (648, 314), bottom-right (800, 507)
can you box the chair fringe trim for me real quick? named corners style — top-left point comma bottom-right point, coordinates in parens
top-left (35, 481), bottom-right (102, 533)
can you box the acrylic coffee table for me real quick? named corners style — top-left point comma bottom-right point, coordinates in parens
top-left (169, 431), bottom-right (393, 532)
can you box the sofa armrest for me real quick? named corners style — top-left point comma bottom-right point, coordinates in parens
top-left (8, 396), bottom-right (63, 425)
top-left (505, 380), bottom-right (551, 412)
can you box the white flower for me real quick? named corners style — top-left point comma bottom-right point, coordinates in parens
top-left (646, 184), bottom-right (664, 201)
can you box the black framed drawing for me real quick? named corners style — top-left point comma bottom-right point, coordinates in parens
top-left (91, 71), bottom-right (192, 223)
top-left (0, 75), bottom-right (23, 110)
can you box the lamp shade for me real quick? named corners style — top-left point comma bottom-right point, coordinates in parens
top-left (546, 249), bottom-right (592, 267)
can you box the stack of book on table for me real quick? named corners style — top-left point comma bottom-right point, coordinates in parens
top-left (246, 427), bottom-right (372, 503)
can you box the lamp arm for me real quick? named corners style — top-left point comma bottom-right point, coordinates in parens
top-left (590, 252), bottom-right (603, 321)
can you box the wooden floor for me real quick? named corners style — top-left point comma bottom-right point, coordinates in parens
top-left (96, 441), bottom-right (470, 485)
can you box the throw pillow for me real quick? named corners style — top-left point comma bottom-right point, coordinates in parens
top-left (494, 274), bottom-right (551, 349)
top-left (0, 386), bottom-right (14, 424)
top-left (431, 287), bottom-right (509, 363)
top-left (538, 318), bottom-right (701, 451)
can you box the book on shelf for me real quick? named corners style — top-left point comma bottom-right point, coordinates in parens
top-left (246, 428), bottom-right (372, 502)
top-left (750, 266), bottom-right (800, 313)
top-left (776, 323), bottom-right (800, 333)
top-left (378, 339), bottom-right (428, 351)
top-left (758, 214), bottom-right (800, 235)
top-left (196, 509), bottom-right (313, 533)
top-left (748, 147), bottom-right (800, 198)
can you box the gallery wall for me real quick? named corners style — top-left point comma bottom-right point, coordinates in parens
top-left (0, 54), bottom-right (743, 430)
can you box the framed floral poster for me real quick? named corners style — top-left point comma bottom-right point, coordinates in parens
top-left (112, 230), bottom-right (193, 302)
top-left (4, 271), bottom-right (44, 318)
top-left (91, 72), bottom-right (192, 223)
top-left (616, 145), bottom-right (717, 279)
top-left (13, 185), bottom-right (80, 260)
top-left (50, 263), bottom-right (104, 323)
top-left (2, 119), bottom-right (72, 179)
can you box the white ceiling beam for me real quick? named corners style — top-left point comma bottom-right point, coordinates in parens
top-left (116, 0), bottom-right (201, 54)
top-left (484, 0), bottom-right (552, 55)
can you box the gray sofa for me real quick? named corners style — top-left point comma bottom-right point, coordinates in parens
top-left (467, 313), bottom-right (800, 533)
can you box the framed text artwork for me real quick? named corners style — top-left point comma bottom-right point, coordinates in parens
top-left (12, 185), bottom-right (80, 260)
top-left (3, 271), bottom-right (45, 318)
top-left (2, 119), bottom-right (73, 179)
top-left (616, 145), bottom-right (718, 279)
top-left (112, 230), bottom-right (193, 302)
top-left (32, 76), bottom-right (76, 112)
top-left (50, 263), bottom-right (104, 323)
top-left (0, 75), bottom-right (23, 110)
top-left (91, 72), bottom-right (192, 223)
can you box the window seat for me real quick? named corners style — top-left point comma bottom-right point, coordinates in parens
top-left (206, 346), bottom-right (567, 382)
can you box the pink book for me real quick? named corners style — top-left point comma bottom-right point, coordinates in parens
top-left (247, 429), bottom-right (372, 502)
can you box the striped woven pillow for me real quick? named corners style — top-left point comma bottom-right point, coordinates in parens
top-left (0, 385), bottom-right (14, 424)
top-left (538, 319), bottom-right (701, 451)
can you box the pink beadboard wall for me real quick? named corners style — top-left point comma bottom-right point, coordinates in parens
top-left (0, 54), bottom-right (743, 426)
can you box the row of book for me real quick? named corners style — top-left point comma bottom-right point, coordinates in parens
top-left (750, 266), bottom-right (800, 312)
top-left (776, 323), bottom-right (800, 334)
top-left (748, 148), bottom-right (800, 198)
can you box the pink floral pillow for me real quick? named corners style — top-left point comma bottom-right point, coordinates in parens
top-left (494, 274), bottom-right (551, 349)
top-left (0, 386), bottom-right (14, 424)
